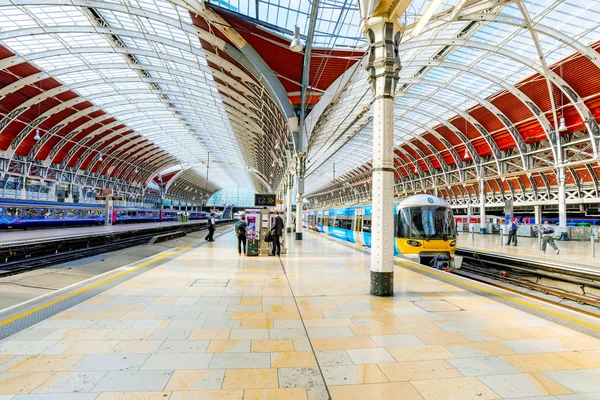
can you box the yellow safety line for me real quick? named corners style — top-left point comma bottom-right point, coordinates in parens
top-left (309, 230), bottom-right (600, 331)
top-left (0, 241), bottom-right (196, 327)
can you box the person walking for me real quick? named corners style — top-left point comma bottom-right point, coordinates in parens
top-left (271, 211), bottom-right (284, 256)
top-left (234, 215), bottom-right (248, 255)
top-left (205, 212), bottom-right (216, 242)
top-left (506, 218), bottom-right (518, 246)
top-left (541, 221), bottom-right (560, 254)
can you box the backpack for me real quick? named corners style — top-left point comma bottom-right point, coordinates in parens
top-left (235, 222), bottom-right (246, 236)
top-left (511, 222), bottom-right (518, 231)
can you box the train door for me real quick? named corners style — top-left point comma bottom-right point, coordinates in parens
top-left (393, 202), bottom-right (400, 256)
top-left (354, 208), bottom-right (365, 246)
top-left (323, 210), bottom-right (329, 235)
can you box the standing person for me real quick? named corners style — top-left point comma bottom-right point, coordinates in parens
top-left (205, 212), bottom-right (216, 242)
top-left (506, 218), bottom-right (518, 246)
top-left (271, 211), bottom-right (284, 256)
top-left (234, 215), bottom-right (248, 255)
top-left (541, 221), bottom-right (560, 254)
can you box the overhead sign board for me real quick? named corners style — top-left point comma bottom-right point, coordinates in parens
top-left (254, 193), bottom-right (276, 207)
top-left (101, 189), bottom-right (112, 195)
top-left (276, 199), bottom-right (283, 205)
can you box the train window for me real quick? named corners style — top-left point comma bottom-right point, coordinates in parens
top-left (363, 218), bottom-right (371, 233)
top-left (66, 209), bottom-right (75, 217)
top-left (40, 209), bottom-right (52, 217)
top-left (327, 217), bottom-right (334, 227)
top-left (55, 209), bottom-right (64, 217)
top-left (24, 208), bottom-right (38, 217)
top-left (6, 207), bottom-right (21, 217)
top-left (396, 206), bottom-right (456, 239)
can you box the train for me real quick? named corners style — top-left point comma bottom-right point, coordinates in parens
top-left (0, 199), bottom-right (211, 229)
top-left (305, 194), bottom-right (459, 270)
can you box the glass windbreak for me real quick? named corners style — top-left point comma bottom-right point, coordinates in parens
top-left (396, 206), bottom-right (456, 240)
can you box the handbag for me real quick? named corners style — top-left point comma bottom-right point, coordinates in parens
top-left (264, 231), bottom-right (273, 243)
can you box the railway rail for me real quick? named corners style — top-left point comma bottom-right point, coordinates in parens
top-left (455, 248), bottom-right (600, 317)
top-left (0, 220), bottom-right (234, 278)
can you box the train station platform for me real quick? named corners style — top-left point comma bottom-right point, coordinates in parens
top-left (0, 220), bottom-right (211, 245)
top-left (1, 231), bottom-right (600, 400)
top-left (457, 233), bottom-right (599, 271)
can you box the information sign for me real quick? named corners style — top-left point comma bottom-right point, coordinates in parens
top-left (254, 194), bottom-right (276, 207)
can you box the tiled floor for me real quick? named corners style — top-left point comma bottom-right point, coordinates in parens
top-left (1, 231), bottom-right (600, 399)
top-left (458, 232), bottom-right (599, 270)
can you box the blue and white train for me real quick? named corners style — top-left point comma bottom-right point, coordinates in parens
top-left (305, 194), bottom-right (459, 269)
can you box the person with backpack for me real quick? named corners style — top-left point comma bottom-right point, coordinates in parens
top-left (234, 215), bottom-right (248, 255)
top-left (506, 218), bottom-right (518, 246)
top-left (541, 221), bottom-right (560, 254)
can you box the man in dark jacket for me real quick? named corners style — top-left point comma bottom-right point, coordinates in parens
top-left (271, 211), bottom-right (284, 256)
top-left (205, 212), bottom-right (216, 242)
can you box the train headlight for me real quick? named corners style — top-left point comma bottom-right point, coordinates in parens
top-left (449, 240), bottom-right (456, 247)
top-left (406, 240), bottom-right (422, 247)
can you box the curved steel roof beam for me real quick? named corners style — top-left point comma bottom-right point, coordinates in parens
top-left (395, 147), bottom-right (429, 189)
top-left (398, 38), bottom-right (600, 157)
top-left (399, 93), bottom-right (501, 174)
top-left (398, 78), bottom-right (528, 169)
top-left (93, 137), bottom-right (147, 174)
top-left (404, 59), bottom-right (557, 159)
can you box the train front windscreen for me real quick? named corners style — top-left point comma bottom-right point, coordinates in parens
top-left (396, 206), bottom-right (456, 240)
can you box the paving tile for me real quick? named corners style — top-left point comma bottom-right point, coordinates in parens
top-left (101, 329), bottom-right (155, 341)
top-left (328, 382), bottom-right (424, 400)
top-left (70, 354), bottom-right (150, 371)
top-left (165, 320), bottom-right (206, 329)
top-left (244, 388), bottom-right (308, 400)
top-left (6, 329), bottom-right (60, 341)
top-left (305, 327), bottom-right (354, 339)
top-left (269, 329), bottom-right (307, 340)
top-left (447, 356), bottom-right (520, 376)
top-left (557, 351), bottom-right (600, 368)
top-left (189, 329), bottom-right (230, 340)
top-left (251, 339), bottom-right (294, 352)
top-left (0, 342), bottom-right (57, 355)
top-left (12, 394), bottom-right (100, 399)
top-left (6, 355), bottom-right (84, 372)
top-left (543, 369), bottom-right (600, 393)
top-left (411, 376), bottom-right (501, 400)
top-left (209, 352), bottom-right (270, 369)
top-left (321, 364), bottom-right (388, 386)
top-left (321, 311), bottom-right (354, 319)
top-left (481, 373), bottom-right (572, 398)
top-left (157, 340), bottom-right (209, 354)
top-left (42, 341), bottom-right (119, 355)
top-left (31, 371), bottom-right (107, 393)
top-left (278, 367), bottom-right (325, 388)
top-left (206, 340), bottom-right (251, 353)
top-left (370, 334), bottom-right (424, 347)
top-left (310, 336), bottom-right (377, 351)
top-left (273, 320), bottom-right (304, 329)
top-left (201, 320), bottom-right (241, 329)
top-left (169, 390), bottom-right (244, 399)
top-left (140, 353), bottom-right (212, 370)
top-left (501, 339), bottom-right (570, 354)
top-left (128, 320), bottom-right (169, 330)
top-left (109, 341), bottom-right (163, 354)
top-left (222, 368), bottom-right (278, 389)
top-left (350, 325), bottom-right (399, 336)
top-left (387, 345), bottom-right (457, 362)
top-left (499, 353), bottom-right (581, 373)
top-left (229, 329), bottom-right (269, 340)
top-left (271, 352), bottom-right (317, 368)
top-left (446, 341), bottom-right (516, 357)
top-left (92, 370), bottom-right (173, 392)
top-left (378, 360), bottom-right (462, 382)
top-left (164, 369), bottom-right (225, 390)
top-left (315, 351), bottom-right (353, 366)
top-left (148, 329), bottom-right (192, 341)
top-left (306, 386), bottom-right (329, 400)
top-left (0, 372), bottom-right (54, 395)
top-left (415, 332), bottom-right (471, 345)
top-left (346, 348), bottom-right (396, 364)
top-left (241, 320), bottom-right (273, 330)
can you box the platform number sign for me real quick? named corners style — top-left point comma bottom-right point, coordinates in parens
top-left (254, 194), bottom-right (276, 207)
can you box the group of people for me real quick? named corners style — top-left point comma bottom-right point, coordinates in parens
top-left (233, 211), bottom-right (284, 256)
top-left (506, 218), bottom-right (560, 254)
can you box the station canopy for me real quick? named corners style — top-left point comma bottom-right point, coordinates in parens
top-left (1, 0), bottom-right (600, 201)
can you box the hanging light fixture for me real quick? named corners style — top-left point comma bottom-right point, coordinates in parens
top-left (559, 117), bottom-right (567, 132)
top-left (98, 153), bottom-right (103, 161)
top-left (33, 128), bottom-right (41, 141)
top-left (463, 148), bottom-right (470, 160)
top-left (134, 167), bottom-right (139, 173)
top-left (290, 25), bottom-right (303, 52)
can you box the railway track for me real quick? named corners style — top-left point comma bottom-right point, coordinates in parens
top-left (0, 221), bottom-right (233, 278)
top-left (454, 248), bottom-right (600, 317)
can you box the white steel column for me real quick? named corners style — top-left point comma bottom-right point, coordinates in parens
top-left (362, 13), bottom-right (403, 296)
top-left (479, 180), bottom-right (486, 234)
top-left (558, 167), bottom-right (568, 239)
top-left (286, 174), bottom-right (293, 233)
top-left (295, 153), bottom-right (306, 240)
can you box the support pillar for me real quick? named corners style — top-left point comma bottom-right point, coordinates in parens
top-left (558, 167), bottom-right (569, 240)
top-left (286, 174), bottom-right (293, 233)
top-left (479, 180), bottom-right (486, 234)
top-left (363, 16), bottom-right (402, 296)
top-left (534, 205), bottom-right (542, 225)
